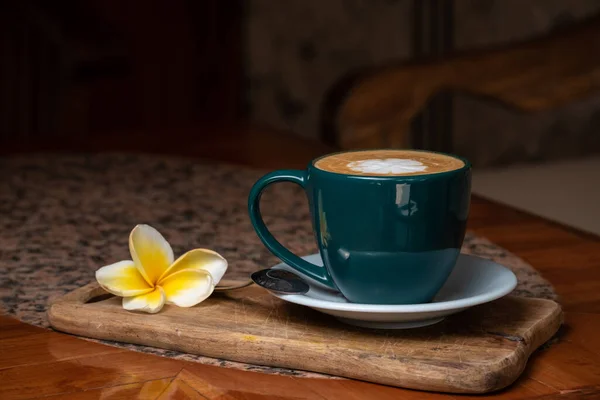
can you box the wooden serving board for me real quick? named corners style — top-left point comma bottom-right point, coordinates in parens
top-left (48, 282), bottom-right (562, 394)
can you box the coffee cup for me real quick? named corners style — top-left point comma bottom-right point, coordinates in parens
top-left (248, 149), bottom-right (471, 304)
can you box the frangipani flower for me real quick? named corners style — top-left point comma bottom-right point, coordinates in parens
top-left (95, 224), bottom-right (227, 313)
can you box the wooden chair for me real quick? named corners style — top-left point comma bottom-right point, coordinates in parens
top-left (322, 13), bottom-right (600, 150)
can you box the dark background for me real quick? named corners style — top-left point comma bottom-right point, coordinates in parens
top-left (0, 0), bottom-right (241, 139)
top-left (1, 0), bottom-right (599, 167)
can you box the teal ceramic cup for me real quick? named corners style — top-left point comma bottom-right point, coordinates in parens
top-left (248, 150), bottom-right (471, 304)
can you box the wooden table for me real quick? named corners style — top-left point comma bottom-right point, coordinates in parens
top-left (2, 128), bottom-right (600, 399)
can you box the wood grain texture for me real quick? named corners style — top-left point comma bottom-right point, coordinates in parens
top-left (5, 312), bottom-right (600, 399)
top-left (0, 350), bottom-right (183, 400)
top-left (47, 283), bottom-right (561, 394)
top-left (332, 14), bottom-right (600, 149)
top-left (40, 379), bottom-right (173, 400)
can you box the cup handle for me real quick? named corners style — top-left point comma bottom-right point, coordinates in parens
top-left (248, 170), bottom-right (336, 289)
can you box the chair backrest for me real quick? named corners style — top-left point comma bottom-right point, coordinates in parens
top-left (324, 14), bottom-right (600, 150)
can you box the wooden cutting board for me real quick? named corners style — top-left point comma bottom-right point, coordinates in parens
top-left (48, 282), bottom-right (562, 394)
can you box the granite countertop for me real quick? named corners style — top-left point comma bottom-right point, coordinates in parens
top-left (0, 153), bottom-right (557, 376)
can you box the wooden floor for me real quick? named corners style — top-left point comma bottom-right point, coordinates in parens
top-left (2, 130), bottom-right (600, 399)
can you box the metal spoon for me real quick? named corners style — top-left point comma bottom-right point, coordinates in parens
top-left (214, 279), bottom-right (254, 292)
top-left (250, 268), bottom-right (310, 295)
top-left (214, 269), bottom-right (311, 295)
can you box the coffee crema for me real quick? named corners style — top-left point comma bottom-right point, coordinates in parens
top-left (314, 150), bottom-right (465, 176)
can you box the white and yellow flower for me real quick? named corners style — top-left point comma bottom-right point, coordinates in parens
top-left (95, 224), bottom-right (227, 313)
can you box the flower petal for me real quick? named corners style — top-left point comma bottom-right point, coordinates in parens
top-left (95, 260), bottom-right (153, 297)
top-left (159, 249), bottom-right (227, 285)
top-left (122, 286), bottom-right (166, 314)
top-left (129, 224), bottom-right (174, 286)
top-left (158, 269), bottom-right (214, 307)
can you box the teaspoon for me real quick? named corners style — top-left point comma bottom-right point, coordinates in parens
top-left (214, 279), bottom-right (254, 292)
top-left (250, 268), bottom-right (310, 295)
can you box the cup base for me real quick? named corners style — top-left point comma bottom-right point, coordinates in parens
top-left (335, 316), bottom-right (444, 330)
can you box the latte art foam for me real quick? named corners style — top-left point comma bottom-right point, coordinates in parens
top-left (314, 150), bottom-right (465, 176)
top-left (347, 158), bottom-right (428, 174)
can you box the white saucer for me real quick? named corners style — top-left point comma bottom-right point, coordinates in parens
top-left (271, 253), bottom-right (517, 329)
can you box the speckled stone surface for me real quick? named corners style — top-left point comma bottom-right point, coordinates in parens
top-left (0, 153), bottom-right (557, 377)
